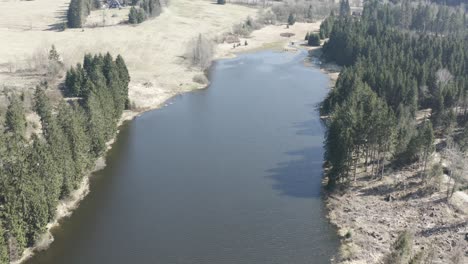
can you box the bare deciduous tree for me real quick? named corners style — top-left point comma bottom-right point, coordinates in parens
top-left (444, 140), bottom-right (468, 199)
top-left (187, 34), bottom-right (215, 70)
top-left (436, 68), bottom-right (453, 87)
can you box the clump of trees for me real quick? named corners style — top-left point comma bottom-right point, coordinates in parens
top-left (187, 34), bottom-right (215, 70)
top-left (320, 0), bottom-right (468, 189)
top-left (67, 0), bottom-right (99, 28)
top-left (232, 16), bottom-right (261, 37)
top-left (128, 0), bottom-right (163, 24)
top-left (0, 53), bottom-right (130, 262)
top-left (128, 6), bottom-right (146, 24)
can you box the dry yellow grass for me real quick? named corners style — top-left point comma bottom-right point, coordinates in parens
top-left (0, 0), bottom-right (327, 112)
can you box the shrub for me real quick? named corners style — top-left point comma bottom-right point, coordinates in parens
top-left (307, 33), bottom-right (320, 46)
top-left (384, 230), bottom-right (413, 264)
top-left (427, 163), bottom-right (443, 191)
top-left (193, 74), bottom-right (209, 85)
top-left (217, 0), bottom-right (226, 4)
top-left (287, 13), bottom-right (296, 25)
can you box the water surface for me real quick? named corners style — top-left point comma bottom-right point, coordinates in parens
top-left (27, 50), bottom-right (338, 264)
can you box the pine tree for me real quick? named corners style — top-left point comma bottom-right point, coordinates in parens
top-left (67, 0), bottom-right (83, 28)
top-left (48, 45), bottom-right (60, 62)
top-left (419, 121), bottom-right (434, 178)
top-left (339, 0), bottom-right (350, 17)
top-left (115, 55), bottom-right (130, 108)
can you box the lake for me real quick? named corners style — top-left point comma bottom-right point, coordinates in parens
top-left (26, 50), bottom-right (338, 264)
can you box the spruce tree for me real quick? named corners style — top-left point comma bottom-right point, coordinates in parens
top-left (129, 6), bottom-right (139, 24)
top-left (67, 0), bottom-right (83, 28)
top-left (5, 96), bottom-right (26, 137)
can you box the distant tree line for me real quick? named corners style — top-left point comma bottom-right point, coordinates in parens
top-left (365, 0), bottom-right (467, 35)
top-left (413, 0), bottom-right (466, 7)
top-left (0, 53), bottom-right (129, 262)
top-left (271, 0), bottom-right (336, 23)
top-left (320, 0), bottom-right (467, 189)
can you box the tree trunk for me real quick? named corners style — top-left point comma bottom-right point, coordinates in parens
top-left (366, 145), bottom-right (371, 171)
top-left (354, 145), bottom-right (360, 182)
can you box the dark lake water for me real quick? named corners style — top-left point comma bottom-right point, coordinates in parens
top-left (27, 50), bottom-right (338, 264)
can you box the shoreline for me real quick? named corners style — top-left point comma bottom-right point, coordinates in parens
top-left (14, 20), bottom-right (323, 264)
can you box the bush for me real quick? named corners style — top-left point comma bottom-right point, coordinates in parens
top-left (427, 163), bottom-right (443, 191)
top-left (287, 13), bottom-right (296, 25)
top-left (307, 33), bottom-right (320, 46)
top-left (193, 74), bottom-right (209, 85)
top-left (384, 230), bottom-right (413, 264)
top-left (217, 0), bottom-right (226, 4)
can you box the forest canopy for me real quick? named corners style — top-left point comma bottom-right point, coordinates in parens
top-left (0, 53), bottom-right (129, 262)
top-left (321, 0), bottom-right (467, 188)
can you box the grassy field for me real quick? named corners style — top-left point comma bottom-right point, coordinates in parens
top-left (0, 0), bottom-right (257, 110)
